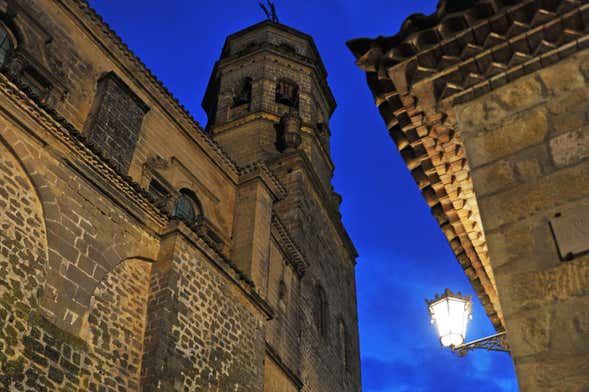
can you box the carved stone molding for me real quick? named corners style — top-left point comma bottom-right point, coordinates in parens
top-left (271, 214), bottom-right (307, 277)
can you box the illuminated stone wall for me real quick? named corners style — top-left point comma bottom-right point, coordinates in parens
top-left (454, 50), bottom-right (589, 391)
top-left (0, 0), bottom-right (361, 390)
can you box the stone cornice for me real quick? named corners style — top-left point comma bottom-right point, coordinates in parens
top-left (382, 91), bottom-right (505, 330)
top-left (271, 214), bottom-right (307, 278)
top-left (239, 161), bottom-right (288, 201)
top-left (212, 111), bottom-right (336, 173)
top-left (348, 0), bottom-right (588, 105)
top-left (213, 111), bottom-right (280, 135)
top-left (58, 0), bottom-right (240, 180)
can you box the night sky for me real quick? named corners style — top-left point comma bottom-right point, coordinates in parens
top-left (87, 1), bottom-right (519, 390)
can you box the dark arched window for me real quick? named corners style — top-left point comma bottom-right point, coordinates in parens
top-left (0, 23), bottom-right (14, 66)
top-left (338, 318), bottom-right (350, 371)
top-left (278, 279), bottom-right (287, 309)
top-left (172, 189), bottom-right (202, 225)
top-left (233, 77), bottom-right (252, 107)
top-left (276, 79), bottom-right (299, 108)
top-left (315, 284), bottom-right (329, 338)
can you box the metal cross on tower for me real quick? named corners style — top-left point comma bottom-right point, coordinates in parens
top-left (259, 1), bottom-right (279, 23)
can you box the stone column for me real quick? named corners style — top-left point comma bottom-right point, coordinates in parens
top-left (232, 178), bottom-right (274, 295)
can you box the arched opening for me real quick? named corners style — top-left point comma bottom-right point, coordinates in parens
top-left (0, 22), bottom-right (14, 66)
top-left (314, 283), bottom-right (329, 338)
top-left (276, 78), bottom-right (299, 108)
top-left (233, 77), bottom-right (252, 107)
top-left (338, 318), bottom-right (350, 371)
top-left (172, 188), bottom-right (203, 225)
top-left (278, 279), bottom-right (287, 310)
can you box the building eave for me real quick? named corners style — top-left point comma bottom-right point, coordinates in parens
top-left (347, 0), bottom-right (589, 331)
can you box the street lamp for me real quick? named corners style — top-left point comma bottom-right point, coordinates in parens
top-left (427, 289), bottom-right (509, 356)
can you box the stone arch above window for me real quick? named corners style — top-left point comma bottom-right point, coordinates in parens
top-left (0, 136), bottom-right (48, 309)
top-left (314, 283), bottom-right (329, 339)
top-left (172, 188), bottom-right (203, 226)
top-left (232, 77), bottom-right (252, 107)
top-left (276, 78), bottom-right (299, 108)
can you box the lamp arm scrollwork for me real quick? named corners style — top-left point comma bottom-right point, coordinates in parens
top-left (451, 331), bottom-right (510, 357)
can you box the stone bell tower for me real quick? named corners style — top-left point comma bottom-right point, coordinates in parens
top-left (202, 20), bottom-right (337, 191)
top-left (203, 20), bottom-right (361, 392)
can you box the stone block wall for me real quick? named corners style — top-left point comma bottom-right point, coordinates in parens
top-left (455, 49), bottom-right (589, 391)
top-left (141, 233), bottom-right (266, 391)
top-left (0, 94), bottom-right (268, 390)
top-left (0, 1), bottom-right (362, 391)
top-left (86, 259), bottom-right (152, 390)
top-left (0, 1), bottom-right (268, 389)
top-left (263, 356), bottom-right (299, 392)
top-left (272, 161), bottom-right (361, 392)
top-left (265, 239), bottom-right (302, 379)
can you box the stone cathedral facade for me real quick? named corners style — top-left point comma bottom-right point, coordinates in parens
top-left (0, 1), bottom-right (361, 391)
top-left (349, 0), bottom-right (589, 390)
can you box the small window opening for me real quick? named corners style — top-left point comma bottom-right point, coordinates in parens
top-left (233, 77), bottom-right (252, 107)
top-left (0, 23), bottom-right (13, 66)
top-left (338, 319), bottom-right (350, 371)
top-left (315, 284), bottom-right (329, 338)
top-left (276, 79), bottom-right (299, 108)
top-left (20, 67), bottom-right (50, 99)
top-left (148, 180), bottom-right (169, 204)
top-left (172, 189), bottom-right (202, 225)
top-left (278, 279), bottom-right (287, 307)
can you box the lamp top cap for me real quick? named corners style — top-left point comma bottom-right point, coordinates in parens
top-left (426, 288), bottom-right (472, 305)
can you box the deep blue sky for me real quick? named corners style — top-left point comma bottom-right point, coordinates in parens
top-left (87, 1), bottom-right (518, 390)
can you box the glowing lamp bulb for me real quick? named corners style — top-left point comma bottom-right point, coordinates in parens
top-left (427, 289), bottom-right (472, 347)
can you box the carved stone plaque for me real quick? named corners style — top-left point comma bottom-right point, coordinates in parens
top-left (549, 207), bottom-right (589, 260)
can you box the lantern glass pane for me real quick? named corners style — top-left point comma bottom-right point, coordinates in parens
top-left (430, 296), bottom-right (469, 347)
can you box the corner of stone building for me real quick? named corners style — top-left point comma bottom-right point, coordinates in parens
top-left (452, 48), bottom-right (589, 391)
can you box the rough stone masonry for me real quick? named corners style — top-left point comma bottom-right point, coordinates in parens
top-left (349, 0), bottom-right (589, 390)
top-left (0, 0), bottom-right (361, 391)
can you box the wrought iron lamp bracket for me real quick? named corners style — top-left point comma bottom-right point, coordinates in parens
top-left (451, 331), bottom-right (510, 357)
